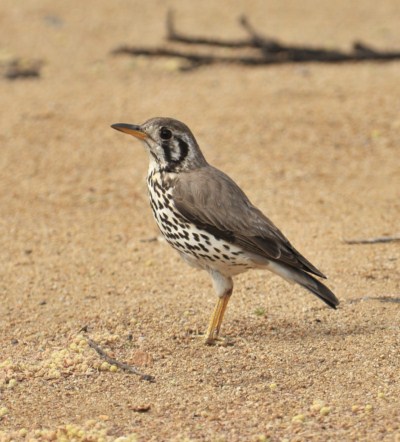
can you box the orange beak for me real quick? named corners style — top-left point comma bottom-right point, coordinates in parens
top-left (111, 123), bottom-right (148, 140)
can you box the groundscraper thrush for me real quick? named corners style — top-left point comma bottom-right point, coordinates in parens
top-left (112, 117), bottom-right (338, 344)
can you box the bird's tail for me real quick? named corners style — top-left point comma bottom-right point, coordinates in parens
top-left (267, 262), bottom-right (339, 309)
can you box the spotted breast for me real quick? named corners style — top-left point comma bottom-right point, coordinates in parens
top-left (147, 169), bottom-right (254, 276)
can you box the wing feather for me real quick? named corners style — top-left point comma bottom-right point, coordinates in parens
top-left (172, 166), bottom-right (326, 278)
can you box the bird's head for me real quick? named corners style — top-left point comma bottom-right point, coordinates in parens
top-left (111, 117), bottom-right (207, 173)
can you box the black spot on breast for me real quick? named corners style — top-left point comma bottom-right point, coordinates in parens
top-left (162, 195), bottom-right (170, 206)
top-left (165, 232), bottom-right (180, 240)
top-left (199, 233), bottom-right (212, 246)
top-left (159, 214), bottom-right (177, 232)
top-left (184, 241), bottom-right (201, 251)
top-left (189, 250), bottom-right (199, 258)
top-left (179, 230), bottom-right (190, 240)
top-left (152, 180), bottom-right (163, 197)
top-left (198, 253), bottom-right (215, 261)
top-left (198, 243), bottom-right (209, 252)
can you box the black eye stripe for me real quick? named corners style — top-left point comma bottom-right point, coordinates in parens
top-left (161, 140), bottom-right (171, 162)
top-left (159, 136), bottom-right (189, 172)
top-left (177, 138), bottom-right (189, 162)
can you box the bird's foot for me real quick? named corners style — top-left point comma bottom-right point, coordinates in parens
top-left (204, 335), bottom-right (234, 346)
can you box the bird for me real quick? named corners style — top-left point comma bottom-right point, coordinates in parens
top-left (111, 117), bottom-right (339, 344)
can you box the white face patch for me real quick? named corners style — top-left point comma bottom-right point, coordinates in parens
top-left (168, 140), bottom-right (183, 162)
top-left (140, 120), bottom-right (204, 173)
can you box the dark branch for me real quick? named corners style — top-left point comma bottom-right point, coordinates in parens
top-left (239, 15), bottom-right (283, 52)
top-left (344, 236), bottom-right (400, 245)
top-left (2, 58), bottom-right (42, 80)
top-left (85, 336), bottom-right (155, 382)
top-left (112, 43), bottom-right (400, 71)
top-left (166, 10), bottom-right (252, 48)
top-left (112, 45), bottom-right (276, 66)
top-left (110, 12), bottom-right (400, 71)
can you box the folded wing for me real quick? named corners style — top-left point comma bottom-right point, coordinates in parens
top-left (173, 166), bottom-right (326, 278)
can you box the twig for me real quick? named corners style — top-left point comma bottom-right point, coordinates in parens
top-left (85, 336), bottom-right (155, 382)
top-left (166, 10), bottom-right (251, 48)
top-left (239, 15), bottom-right (351, 61)
top-left (379, 297), bottom-right (400, 304)
top-left (111, 12), bottom-right (400, 70)
top-left (111, 46), bottom-right (277, 71)
top-left (347, 296), bottom-right (400, 304)
top-left (112, 43), bottom-right (400, 71)
top-left (139, 236), bottom-right (158, 243)
top-left (239, 15), bottom-right (283, 52)
top-left (2, 58), bottom-right (42, 80)
top-left (344, 236), bottom-right (400, 245)
top-left (112, 46), bottom-right (213, 69)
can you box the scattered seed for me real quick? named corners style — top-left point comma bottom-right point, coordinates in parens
top-left (320, 406), bottom-right (331, 416)
top-left (292, 414), bottom-right (305, 423)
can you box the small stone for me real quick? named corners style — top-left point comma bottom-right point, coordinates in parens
top-left (130, 404), bottom-right (151, 413)
top-left (310, 399), bottom-right (325, 412)
top-left (45, 369), bottom-right (61, 380)
top-left (130, 350), bottom-right (153, 367)
top-left (320, 406), bottom-right (331, 416)
top-left (292, 414), bottom-right (305, 423)
top-left (7, 379), bottom-right (17, 389)
top-left (100, 362), bottom-right (110, 371)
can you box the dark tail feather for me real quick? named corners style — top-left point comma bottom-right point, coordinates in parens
top-left (269, 262), bottom-right (339, 309)
top-left (295, 271), bottom-right (339, 309)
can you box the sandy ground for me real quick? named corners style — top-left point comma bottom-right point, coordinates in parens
top-left (1, 1), bottom-right (400, 440)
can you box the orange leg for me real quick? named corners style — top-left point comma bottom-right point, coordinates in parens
top-left (204, 294), bottom-right (231, 345)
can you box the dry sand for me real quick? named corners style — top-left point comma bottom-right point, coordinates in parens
top-left (1, 1), bottom-right (399, 440)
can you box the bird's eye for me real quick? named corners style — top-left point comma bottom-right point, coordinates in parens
top-left (160, 127), bottom-right (172, 140)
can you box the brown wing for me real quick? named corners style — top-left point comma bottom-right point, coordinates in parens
top-left (172, 166), bottom-right (326, 278)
